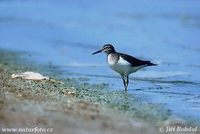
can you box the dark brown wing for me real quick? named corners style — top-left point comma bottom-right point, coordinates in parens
top-left (118, 53), bottom-right (157, 67)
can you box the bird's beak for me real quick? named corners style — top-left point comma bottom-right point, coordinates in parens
top-left (92, 49), bottom-right (102, 55)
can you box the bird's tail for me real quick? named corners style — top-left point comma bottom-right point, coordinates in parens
top-left (147, 61), bottom-right (157, 66)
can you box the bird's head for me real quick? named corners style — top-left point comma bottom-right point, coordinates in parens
top-left (92, 44), bottom-right (116, 55)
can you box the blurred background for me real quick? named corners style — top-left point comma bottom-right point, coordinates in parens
top-left (0, 0), bottom-right (200, 123)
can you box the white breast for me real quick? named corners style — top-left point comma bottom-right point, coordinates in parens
top-left (108, 54), bottom-right (117, 65)
top-left (108, 56), bottom-right (146, 75)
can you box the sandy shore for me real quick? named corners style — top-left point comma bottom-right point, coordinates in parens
top-left (1, 49), bottom-right (198, 134)
top-left (0, 70), bottom-right (154, 134)
top-left (0, 50), bottom-right (161, 134)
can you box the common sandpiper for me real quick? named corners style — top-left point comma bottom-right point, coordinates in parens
top-left (92, 44), bottom-right (157, 92)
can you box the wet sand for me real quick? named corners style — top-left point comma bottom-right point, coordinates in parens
top-left (1, 48), bottom-right (199, 134)
top-left (0, 50), bottom-right (161, 134)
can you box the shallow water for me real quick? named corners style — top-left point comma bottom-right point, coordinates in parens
top-left (0, 0), bottom-right (200, 123)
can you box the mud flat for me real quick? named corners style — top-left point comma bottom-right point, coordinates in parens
top-left (0, 49), bottom-right (198, 134)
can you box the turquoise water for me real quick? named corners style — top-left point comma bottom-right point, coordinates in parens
top-left (0, 0), bottom-right (200, 123)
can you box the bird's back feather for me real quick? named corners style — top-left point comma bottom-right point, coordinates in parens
top-left (118, 53), bottom-right (157, 67)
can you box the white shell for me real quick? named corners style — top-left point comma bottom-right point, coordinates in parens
top-left (11, 72), bottom-right (49, 80)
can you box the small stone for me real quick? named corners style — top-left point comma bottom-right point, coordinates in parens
top-left (77, 101), bottom-right (89, 109)
top-left (164, 118), bottom-right (187, 126)
top-left (64, 91), bottom-right (76, 96)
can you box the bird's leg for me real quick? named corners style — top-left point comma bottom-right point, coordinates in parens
top-left (121, 75), bottom-right (126, 86)
top-left (124, 75), bottom-right (129, 92)
top-left (121, 75), bottom-right (126, 91)
top-left (121, 75), bottom-right (129, 92)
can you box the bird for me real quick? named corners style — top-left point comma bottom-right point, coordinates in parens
top-left (92, 44), bottom-right (157, 92)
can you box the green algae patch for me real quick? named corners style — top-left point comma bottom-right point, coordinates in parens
top-left (73, 84), bottom-right (171, 125)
